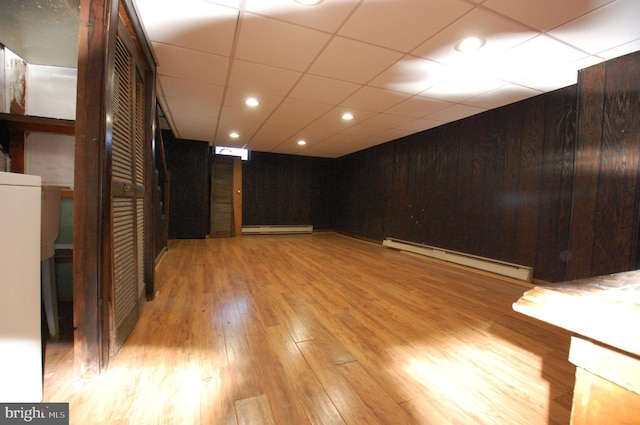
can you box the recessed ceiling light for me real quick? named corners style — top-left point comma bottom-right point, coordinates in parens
top-left (244, 97), bottom-right (260, 107)
top-left (229, 132), bottom-right (239, 138)
top-left (455, 36), bottom-right (485, 52)
top-left (341, 112), bottom-right (354, 121)
top-left (297, 140), bottom-right (307, 145)
top-left (295, 0), bottom-right (323, 5)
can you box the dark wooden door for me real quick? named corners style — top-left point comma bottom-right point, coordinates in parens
top-left (74, 0), bottom-right (156, 375)
top-left (109, 26), bottom-right (146, 355)
top-left (210, 155), bottom-right (235, 237)
top-left (163, 134), bottom-right (210, 239)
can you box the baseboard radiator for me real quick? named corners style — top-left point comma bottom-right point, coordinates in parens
top-left (382, 237), bottom-right (532, 282)
top-left (242, 225), bottom-right (314, 235)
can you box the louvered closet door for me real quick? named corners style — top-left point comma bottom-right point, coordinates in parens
top-left (110, 28), bottom-right (145, 355)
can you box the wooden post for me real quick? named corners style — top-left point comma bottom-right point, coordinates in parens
top-left (73, 0), bottom-right (119, 376)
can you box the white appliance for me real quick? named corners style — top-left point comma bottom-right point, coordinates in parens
top-left (0, 171), bottom-right (43, 402)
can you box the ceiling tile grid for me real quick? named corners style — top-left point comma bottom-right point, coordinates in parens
top-left (109, 0), bottom-right (640, 156)
top-left (2, 0), bottom-right (638, 157)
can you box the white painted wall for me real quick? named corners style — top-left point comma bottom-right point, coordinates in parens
top-left (26, 64), bottom-right (77, 120)
top-left (23, 64), bottom-right (77, 187)
top-left (2, 47), bottom-right (26, 114)
top-left (24, 132), bottom-right (74, 188)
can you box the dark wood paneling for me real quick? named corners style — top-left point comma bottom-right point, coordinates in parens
top-left (74, 0), bottom-right (119, 376)
top-left (334, 51), bottom-right (640, 283)
top-left (336, 87), bottom-right (577, 282)
top-left (512, 96), bottom-right (546, 268)
top-left (310, 157), bottom-right (337, 230)
top-left (569, 51), bottom-right (640, 280)
top-left (143, 69), bottom-right (156, 301)
top-left (590, 52), bottom-right (640, 277)
top-left (242, 151), bottom-right (335, 229)
top-left (152, 124), bottom-right (169, 267)
top-left (534, 86), bottom-right (576, 282)
top-left (162, 131), bottom-right (210, 239)
top-left (567, 63), bottom-right (606, 279)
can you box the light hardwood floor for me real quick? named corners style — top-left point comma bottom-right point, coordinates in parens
top-left (43, 233), bottom-right (575, 424)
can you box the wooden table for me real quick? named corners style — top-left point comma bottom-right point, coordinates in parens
top-left (513, 270), bottom-right (640, 424)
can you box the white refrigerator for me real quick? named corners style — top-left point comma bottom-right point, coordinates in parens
top-left (0, 171), bottom-right (43, 402)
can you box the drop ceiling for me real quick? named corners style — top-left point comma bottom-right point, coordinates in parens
top-left (1, 0), bottom-right (639, 158)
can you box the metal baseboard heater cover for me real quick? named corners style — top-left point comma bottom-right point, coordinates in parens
top-left (382, 237), bottom-right (532, 282)
top-left (242, 225), bottom-right (314, 235)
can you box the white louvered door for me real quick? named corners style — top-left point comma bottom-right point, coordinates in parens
top-left (110, 26), bottom-right (146, 355)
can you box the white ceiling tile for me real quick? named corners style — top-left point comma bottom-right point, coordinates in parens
top-left (548, 0), bottom-right (640, 55)
top-left (228, 60), bottom-right (301, 97)
top-left (271, 142), bottom-right (315, 156)
top-left (384, 96), bottom-right (454, 118)
top-left (135, 0), bottom-right (238, 56)
top-left (324, 107), bottom-right (378, 129)
top-left (425, 104), bottom-right (487, 123)
top-left (175, 125), bottom-right (215, 143)
top-left (308, 37), bottom-right (404, 84)
top-left (301, 136), bottom-right (355, 157)
top-left (368, 56), bottom-right (449, 94)
top-left (597, 38), bottom-right (640, 60)
top-left (221, 87), bottom-right (282, 115)
top-left (487, 34), bottom-right (589, 82)
top-left (289, 116), bottom-right (352, 145)
top-left (340, 87), bottom-right (410, 113)
top-left (464, 83), bottom-right (542, 109)
top-left (265, 98), bottom-right (334, 128)
top-left (206, 0), bottom-right (241, 8)
top-left (517, 56), bottom-right (604, 92)
top-left (395, 118), bottom-right (447, 133)
top-left (306, 130), bottom-right (372, 153)
top-left (157, 76), bottom-right (225, 103)
top-left (292, 109), bottom-right (374, 143)
top-left (243, 0), bottom-right (360, 33)
top-left (339, 0), bottom-right (473, 52)
top-left (420, 74), bottom-right (508, 103)
top-left (289, 74), bottom-right (361, 104)
top-left (235, 13), bottom-right (331, 71)
top-left (336, 124), bottom-right (387, 140)
top-left (167, 105), bottom-right (219, 142)
top-left (164, 96), bottom-right (220, 119)
top-left (248, 124), bottom-right (301, 152)
top-left (288, 127), bottom-right (332, 146)
top-left (412, 9), bottom-right (537, 65)
top-left (482, 0), bottom-right (615, 31)
top-left (136, 0), bottom-right (640, 156)
top-left (350, 129), bottom-right (406, 148)
top-left (152, 42), bottom-right (229, 85)
top-left (359, 113), bottom-right (416, 129)
top-left (215, 105), bottom-right (266, 143)
top-left (377, 127), bottom-right (421, 140)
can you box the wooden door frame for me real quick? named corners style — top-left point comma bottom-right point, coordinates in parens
top-left (74, 0), bottom-right (119, 377)
top-left (74, 0), bottom-right (156, 376)
top-left (233, 157), bottom-right (242, 236)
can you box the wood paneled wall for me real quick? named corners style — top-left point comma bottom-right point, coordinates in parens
top-left (335, 51), bottom-right (640, 283)
top-left (568, 51), bottom-right (640, 280)
top-left (242, 151), bottom-right (336, 230)
top-left (162, 130), bottom-right (210, 239)
top-left (335, 86), bottom-right (576, 282)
